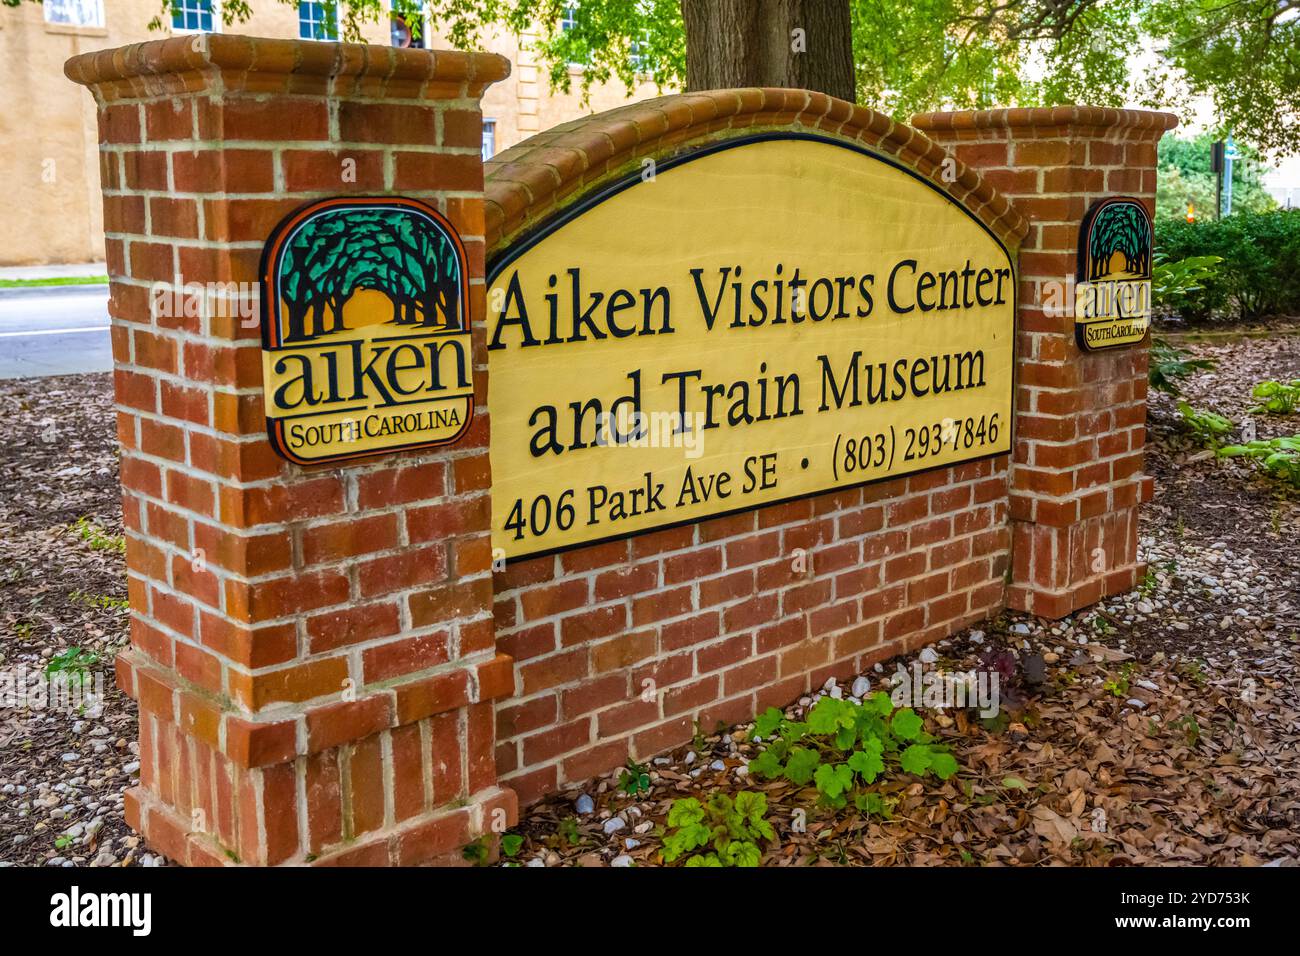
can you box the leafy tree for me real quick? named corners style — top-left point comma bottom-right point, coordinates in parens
top-left (1142, 0), bottom-right (1300, 157)
top-left (1156, 133), bottom-right (1278, 220)
top-left (1088, 202), bottom-right (1150, 279)
top-left (276, 209), bottom-right (460, 342)
top-left (19, 0), bottom-right (1295, 152)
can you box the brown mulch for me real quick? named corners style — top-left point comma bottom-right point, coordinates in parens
top-left (0, 373), bottom-right (144, 867)
top-left (2, 331), bottom-right (1299, 868)
top-left (509, 331), bottom-right (1300, 868)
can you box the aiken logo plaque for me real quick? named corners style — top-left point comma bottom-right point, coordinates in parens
top-left (259, 197), bottom-right (475, 465)
top-left (1074, 197), bottom-right (1153, 352)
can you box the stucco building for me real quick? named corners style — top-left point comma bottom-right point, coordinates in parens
top-left (0, 0), bottom-right (662, 266)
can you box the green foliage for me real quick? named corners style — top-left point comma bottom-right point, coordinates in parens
top-left (1155, 212), bottom-right (1300, 322)
top-left (1156, 133), bottom-right (1277, 221)
top-left (461, 836), bottom-right (490, 865)
top-left (97, 0), bottom-right (1300, 154)
top-left (750, 693), bottom-right (957, 812)
top-left (1177, 402), bottom-right (1234, 449)
top-left (1103, 662), bottom-right (1135, 698)
top-left (1148, 338), bottom-right (1215, 396)
top-left (661, 792), bottom-right (774, 867)
top-left (1176, 714), bottom-right (1202, 749)
top-left (1138, 567), bottom-right (1159, 596)
top-left (617, 760), bottom-right (651, 796)
top-left (501, 833), bottom-right (524, 857)
top-left (70, 590), bottom-right (130, 612)
top-left (1249, 380), bottom-right (1300, 416)
top-left (1141, 0), bottom-right (1300, 157)
top-left (70, 517), bottom-right (125, 554)
top-left (0, 276), bottom-right (109, 289)
top-left (1151, 255), bottom-right (1223, 311)
top-left (1218, 435), bottom-right (1300, 488)
top-left (556, 817), bottom-right (581, 847)
top-left (44, 647), bottom-right (100, 687)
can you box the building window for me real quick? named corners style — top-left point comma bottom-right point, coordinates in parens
top-left (390, 1), bottom-right (426, 48)
top-left (629, 29), bottom-right (651, 74)
top-left (482, 119), bottom-right (496, 161)
top-left (560, 4), bottom-right (578, 32)
top-left (44, 0), bottom-right (105, 27)
top-left (299, 2), bottom-right (338, 41)
top-left (170, 0), bottom-right (215, 33)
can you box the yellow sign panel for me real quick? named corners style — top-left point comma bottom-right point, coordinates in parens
top-left (1074, 197), bottom-right (1153, 351)
top-left (486, 135), bottom-right (1015, 559)
top-left (259, 197), bottom-right (475, 465)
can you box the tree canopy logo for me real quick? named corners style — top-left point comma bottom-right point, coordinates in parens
top-left (1074, 197), bottom-right (1153, 352)
top-left (259, 197), bottom-right (475, 465)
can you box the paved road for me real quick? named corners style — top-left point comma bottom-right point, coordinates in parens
top-left (0, 286), bottom-right (112, 379)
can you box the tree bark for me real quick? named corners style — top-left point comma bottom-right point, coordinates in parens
top-left (682, 0), bottom-right (855, 102)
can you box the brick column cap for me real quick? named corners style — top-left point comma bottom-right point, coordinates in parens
top-left (65, 33), bottom-right (510, 98)
top-left (911, 106), bottom-right (1178, 136)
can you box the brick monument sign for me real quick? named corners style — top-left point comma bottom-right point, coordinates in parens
top-left (66, 34), bottom-right (1175, 866)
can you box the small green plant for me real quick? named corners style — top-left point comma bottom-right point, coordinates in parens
top-left (1249, 379), bottom-right (1300, 415)
top-left (1090, 614), bottom-right (1116, 636)
top-left (1103, 662), bottom-right (1136, 698)
top-left (556, 817), bottom-right (581, 848)
top-left (1138, 568), bottom-right (1159, 596)
top-left (501, 833), bottom-right (524, 858)
top-left (1176, 714), bottom-right (1202, 748)
top-left (1148, 338), bottom-right (1216, 396)
top-left (54, 835), bottom-right (73, 850)
top-left (461, 835), bottom-right (490, 865)
top-left (617, 759), bottom-right (651, 796)
top-left (1175, 659), bottom-right (1209, 686)
top-left (691, 719), bottom-right (708, 753)
top-left (1177, 402), bottom-right (1234, 449)
top-left (1218, 435), bottom-right (1300, 488)
top-left (44, 647), bottom-right (100, 687)
top-left (749, 693), bottom-right (957, 813)
top-left (661, 792), bottom-right (774, 867)
top-left (70, 517), bottom-right (125, 553)
top-left (70, 590), bottom-right (129, 612)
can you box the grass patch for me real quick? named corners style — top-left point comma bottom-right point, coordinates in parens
top-left (0, 276), bottom-right (108, 289)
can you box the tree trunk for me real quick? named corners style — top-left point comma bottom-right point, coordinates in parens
top-left (286, 303), bottom-right (308, 342)
top-left (682, 0), bottom-right (855, 102)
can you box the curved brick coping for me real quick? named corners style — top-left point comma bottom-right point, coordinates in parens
top-left (913, 106), bottom-right (1179, 134)
top-left (65, 33), bottom-right (510, 99)
top-left (484, 88), bottom-right (1030, 254)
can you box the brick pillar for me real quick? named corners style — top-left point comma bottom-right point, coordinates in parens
top-left (912, 107), bottom-right (1177, 619)
top-left (66, 35), bottom-right (515, 866)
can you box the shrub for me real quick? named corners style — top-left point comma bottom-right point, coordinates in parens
top-left (1154, 211), bottom-right (1300, 322)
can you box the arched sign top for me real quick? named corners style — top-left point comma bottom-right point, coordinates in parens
top-left (485, 88), bottom-right (1028, 257)
top-left (489, 131), bottom-right (1015, 280)
top-left (484, 131), bottom-right (1017, 560)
